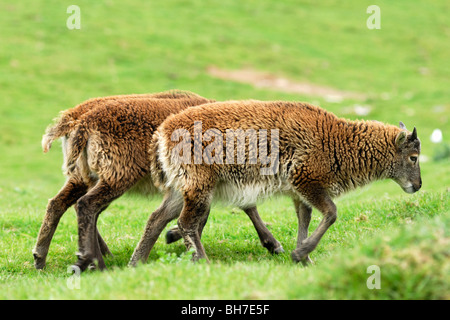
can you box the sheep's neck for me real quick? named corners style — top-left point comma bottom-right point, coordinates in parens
top-left (327, 120), bottom-right (398, 191)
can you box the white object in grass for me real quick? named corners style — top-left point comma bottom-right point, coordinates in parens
top-left (430, 129), bottom-right (443, 143)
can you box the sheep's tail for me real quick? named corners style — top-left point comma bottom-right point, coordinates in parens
top-left (149, 131), bottom-right (167, 189)
top-left (65, 125), bottom-right (89, 173)
top-left (41, 113), bottom-right (77, 153)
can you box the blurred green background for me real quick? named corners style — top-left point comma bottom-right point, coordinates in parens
top-left (0, 0), bottom-right (448, 299)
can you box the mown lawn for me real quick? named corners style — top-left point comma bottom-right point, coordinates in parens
top-left (0, 0), bottom-right (448, 299)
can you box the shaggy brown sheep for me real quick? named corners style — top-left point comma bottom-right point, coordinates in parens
top-left (146, 100), bottom-right (421, 264)
top-left (34, 91), bottom-right (283, 271)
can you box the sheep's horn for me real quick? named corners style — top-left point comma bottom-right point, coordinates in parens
top-left (399, 121), bottom-right (406, 130)
top-left (410, 127), bottom-right (417, 140)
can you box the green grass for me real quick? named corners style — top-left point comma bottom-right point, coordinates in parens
top-left (0, 191), bottom-right (448, 299)
top-left (0, 0), bottom-right (449, 299)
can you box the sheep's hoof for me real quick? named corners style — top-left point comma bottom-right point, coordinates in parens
top-left (263, 240), bottom-right (284, 254)
top-left (291, 249), bottom-right (313, 266)
top-left (165, 229), bottom-right (181, 244)
top-left (87, 257), bottom-right (107, 271)
top-left (291, 250), bottom-right (302, 263)
top-left (74, 252), bottom-right (94, 272)
top-left (273, 245), bottom-right (285, 254)
top-left (32, 250), bottom-right (46, 270)
top-left (267, 242), bottom-right (284, 254)
top-left (33, 256), bottom-right (46, 270)
top-left (88, 263), bottom-right (97, 271)
top-left (301, 256), bottom-right (314, 266)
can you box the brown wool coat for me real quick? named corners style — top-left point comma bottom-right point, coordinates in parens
top-left (42, 90), bottom-right (210, 152)
top-left (42, 90), bottom-right (214, 189)
top-left (152, 100), bottom-right (421, 263)
top-left (64, 96), bottom-right (215, 190)
top-left (33, 91), bottom-right (215, 270)
top-left (36, 91), bottom-right (285, 271)
top-left (155, 100), bottom-right (404, 203)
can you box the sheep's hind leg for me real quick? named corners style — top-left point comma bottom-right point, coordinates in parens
top-left (73, 181), bottom-right (125, 271)
top-left (177, 192), bottom-right (212, 262)
top-left (86, 214), bottom-right (114, 270)
top-left (243, 206), bottom-right (284, 254)
top-left (33, 178), bottom-right (88, 269)
top-left (97, 227), bottom-right (112, 257)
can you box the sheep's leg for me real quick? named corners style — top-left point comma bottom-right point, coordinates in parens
top-left (84, 211), bottom-right (114, 271)
top-left (33, 178), bottom-right (88, 269)
top-left (293, 198), bottom-right (313, 264)
top-left (243, 206), bottom-right (284, 254)
top-left (73, 181), bottom-right (124, 272)
top-left (291, 192), bottom-right (336, 266)
top-left (74, 202), bottom-right (108, 271)
top-left (165, 226), bottom-right (185, 244)
top-left (91, 201), bottom-right (113, 258)
top-left (165, 206), bottom-right (284, 254)
top-left (129, 191), bottom-right (184, 266)
top-left (86, 212), bottom-right (111, 270)
top-left (177, 192), bottom-right (212, 262)
top-left (97, 227), bottom-right (112, 257)
top-left (165, 209), bottom-right (209, 244)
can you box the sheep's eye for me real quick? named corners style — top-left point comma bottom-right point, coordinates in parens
top-left (410, 156), bottom-right (417, 162)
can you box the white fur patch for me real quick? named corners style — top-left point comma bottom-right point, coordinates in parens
top-left (157, 131), bottom-right (186, 190)
top-left (214, 180), bottom-right (291, 208)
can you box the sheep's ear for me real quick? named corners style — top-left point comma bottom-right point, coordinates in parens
top-left (399, 121), bottom-right (407, 130)
top-left (410, 127), bottom-right (417, 141)
top-left (395, 131), bottom-right (408, 147)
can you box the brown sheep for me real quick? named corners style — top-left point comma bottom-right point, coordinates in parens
top-left (34, 91), bottom-right (209, 270)
top-left (34, 91), bottom-right (283, 271)
top-left (147, 100), bottom-right (421, 264)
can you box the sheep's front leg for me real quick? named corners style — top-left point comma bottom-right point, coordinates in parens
top-left (129, 191), bottom-right (184, 266)
top-left (293, 198), bottom-right (313, 264)
top-left (33, 178), bottom-right (88, 269)
top-left (291, 191), bottom-right (336, 266)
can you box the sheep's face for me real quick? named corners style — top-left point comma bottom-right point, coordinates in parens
top-left (391, 126), bottom-right (422, 194)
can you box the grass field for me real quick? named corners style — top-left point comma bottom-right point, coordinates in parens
top-left (0, 0), bottom-right (449, 299)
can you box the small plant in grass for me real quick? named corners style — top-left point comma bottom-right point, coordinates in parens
top-left (156, 248), bottom-right (197, 264)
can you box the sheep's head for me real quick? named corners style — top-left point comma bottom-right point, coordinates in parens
top-left (391, 122), bottom-right (422, 194)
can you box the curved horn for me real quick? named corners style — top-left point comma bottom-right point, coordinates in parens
top-left (411, 127), bottom-right (417, 140)
top-left (399, 121), bottom-right (407, 130)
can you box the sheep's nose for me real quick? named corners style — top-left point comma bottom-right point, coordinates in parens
top-left (413, 179), bottom-right (422, 192)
